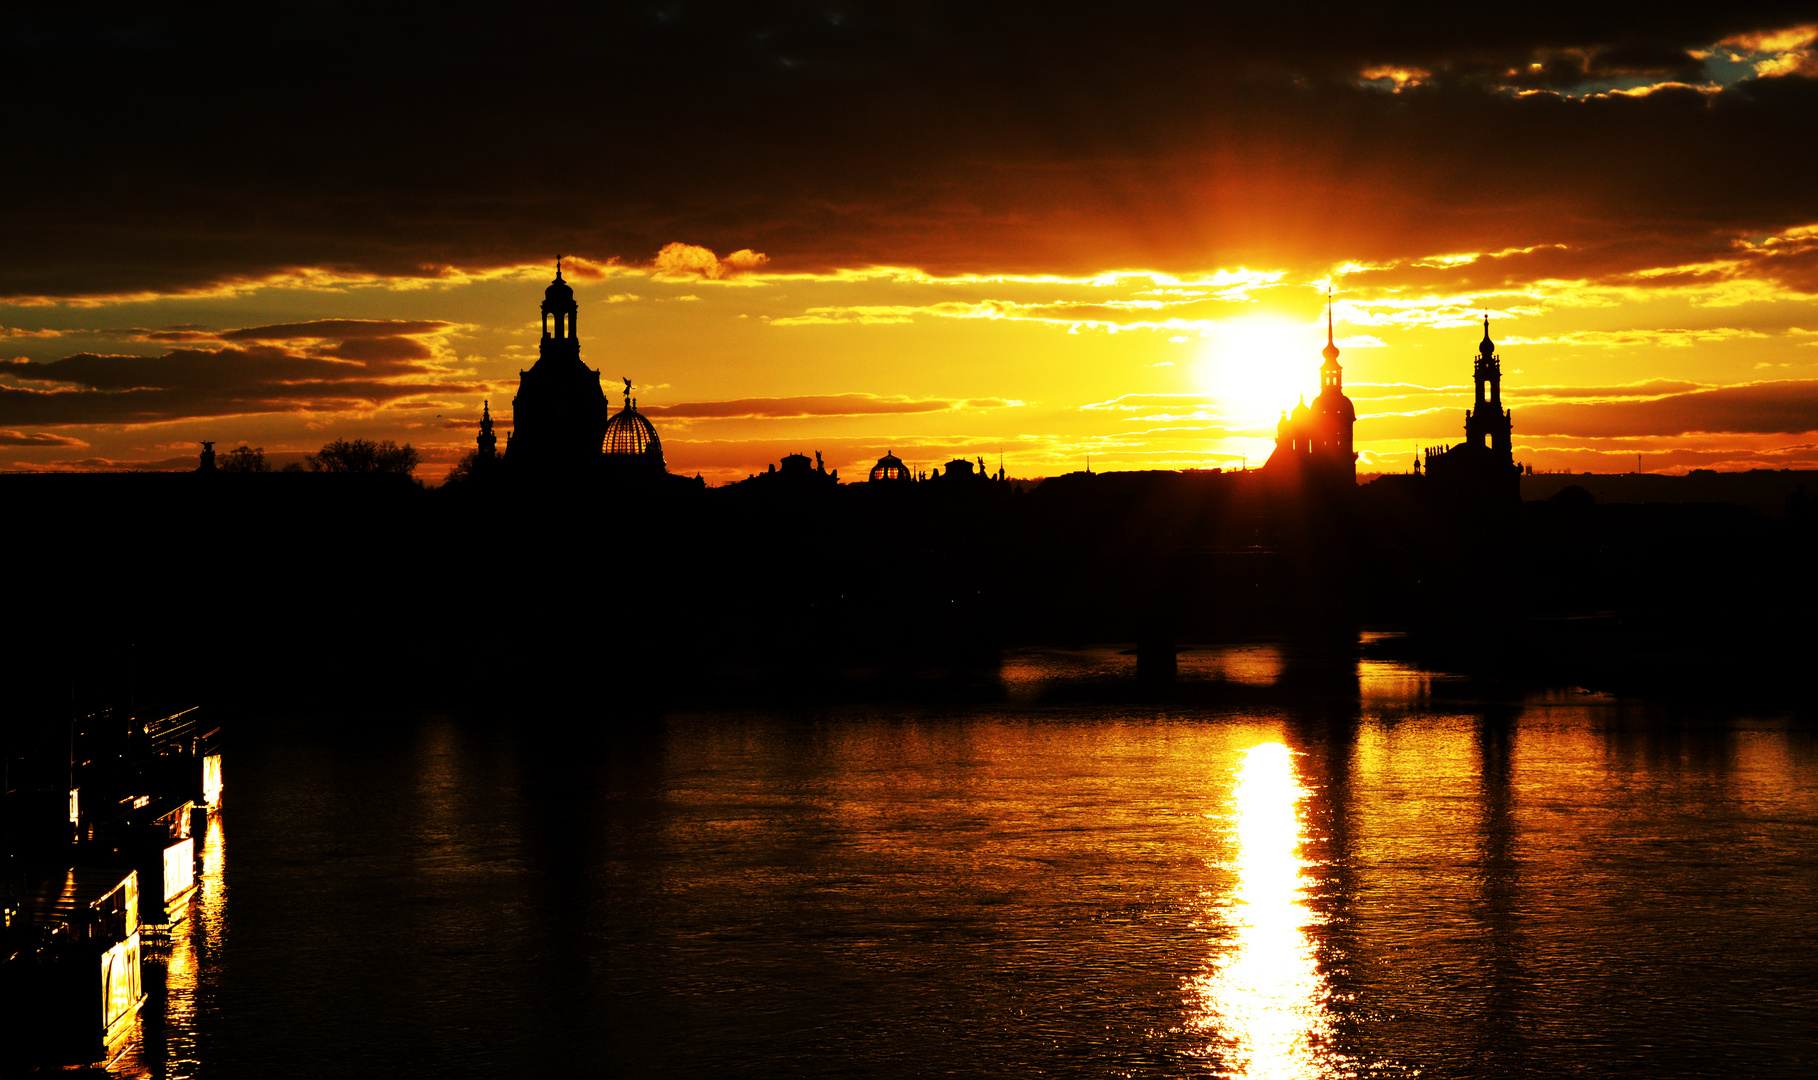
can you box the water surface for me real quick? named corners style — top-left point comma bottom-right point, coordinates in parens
top-left (114, 649), bottom-right (1818, 1078)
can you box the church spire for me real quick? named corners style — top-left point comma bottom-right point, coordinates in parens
top-left (1480, 312), bottom-right (1495, 359)
top-left (476, 399), bottom-right (497, 466)
top-left (1322, 286), bottom-right (1341, 364)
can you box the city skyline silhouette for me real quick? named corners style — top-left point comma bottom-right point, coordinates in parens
top-left (6, 6), bottom-right (1818, 1078)
top-left (3, 11), bottom-right (1818, 482)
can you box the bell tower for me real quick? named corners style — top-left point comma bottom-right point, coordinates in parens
top-left (1310, 290), bottom-right (1357, 476)
top-left (476, 400), bottom-right (497, 468)
top-left (1319, 297), bottom-right (1343, 395)
top-left (508, 258), bottom-right (609, 474)
top-left (1465, 316), bottom-right (1512, 457)
top-left (541, 258), bottom-right (579, 364)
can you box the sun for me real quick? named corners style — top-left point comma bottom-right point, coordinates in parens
top-left (1197, 317), bottom-right (1321, 426)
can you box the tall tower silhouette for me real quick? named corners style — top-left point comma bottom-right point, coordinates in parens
top-left (1309, 291), bottom-right (1357, 477)
top-left (508, 260), bottom-right (608, 474)
top-left (1465, 315), bottom-right (1512, 456)
top-left (1421, 316), bottom-right (1521, 504)
top-left (475, 400), bottom-right (497, 469)
top-left (1265, 291), bottom-right (1357, 483)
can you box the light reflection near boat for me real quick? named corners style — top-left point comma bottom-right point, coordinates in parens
top-left (1188, 742), bottom-right (1338, 1078)
top-left (109, 811), bottom-right (226, 1080)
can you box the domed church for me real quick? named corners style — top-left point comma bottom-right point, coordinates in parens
top-left (1264, 295), bottom-right (1357, 483)
top-left (505, 262), bottom-right (609, 474)
top-left (603, 378), bottom-right (666, 477)
top-left (481, 263), bottom-right (694, 485)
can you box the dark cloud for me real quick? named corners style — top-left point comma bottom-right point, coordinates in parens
top-left (120, 328), bottom-right (222, 343)
top-left (2, 6), bottom-right (1816, 297)
top-left (643, 394), bottom-right (964, 419)
top-left (1517, 379), bottom-right (1818, 436)
top-left (1510, 379), bottom-right (1706, 399)
top-left (217, 320), bottom-right (454, 342)
top-left (8, 348), bottom-right (328, 392)
top-left (435, 416), bottom-right (510, 430)
top-left (1589, 42), bottom-right (1710, 78)
top-left (0, 429), bottom-right (86, 447)
top-left (1349, 222), bottom-right (1818, 294)
top-left (0, 342), bottom-right (474, 426)
top-left (315, 337), bottom-right (436, 365)
top-left (5, 455), bottom-right (199, 473)
top-left (1368, 378), bottom-right (1818, 440)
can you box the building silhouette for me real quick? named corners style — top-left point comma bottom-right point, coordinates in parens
top-left (506, 262), bottom-right (608, 474)
top-left (869, 451), bottom-right (912, 482)
top-left (737, 451), bottom-right (838, 490)
top-left (1422, 317), bottom-right (1522, 503)
top-left (471, 264), bottom-right (697, 486)
top-left (602, 380), bottom-right (666, 477)
top-left (1265, 297), bottom-right (1356, 483)
top-left (933, 456), bottom-right (1004, 483)
top-left (474, 401), bottom-right (498, 472)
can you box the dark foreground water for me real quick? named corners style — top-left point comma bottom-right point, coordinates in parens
top-left (112, 648), bottom-right (1818, 1078)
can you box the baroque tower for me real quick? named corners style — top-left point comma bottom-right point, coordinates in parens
top-left (1310, 295), bottom-right (1357, 475)
top-left (475, 400), bottom-right (497, 470)
top-left (507, 261), bottom-right (608, 474)
top-left (1264, 292), bottom-right (1357, 483)
top-left (1465, 315), bottom-right (1513, 456)
top-left (1420, 316), bottom-right (1522, 504)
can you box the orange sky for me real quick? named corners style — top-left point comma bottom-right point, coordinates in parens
top-left (3, 11), bottom-right (1816, 483)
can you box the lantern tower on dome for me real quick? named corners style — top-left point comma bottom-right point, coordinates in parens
top-left (506, 259), bottom-right (609, 474)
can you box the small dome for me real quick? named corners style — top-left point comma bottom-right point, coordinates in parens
top-left (870, 452), bottom-right (911, 482)
top-left (1291, 396), bottom-right (1311, 420)
top-left (1313, 392), bottom-right (1356, 422)
top-left (544, 270), bottom-right (574, 307)
top-left (603, 401), bottom-right (661, 457)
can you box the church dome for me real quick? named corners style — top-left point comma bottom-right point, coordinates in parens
top-left (603, 400), bottom-right (662, 457)
top-left (545, 273), bottom-right (574, 306)
top-left (869, 451), bottom-right (911, 482)
top-left (1313, 391), bottom-right (1356, 422)
top-left (1290, 396), bottom-right (1311, 421)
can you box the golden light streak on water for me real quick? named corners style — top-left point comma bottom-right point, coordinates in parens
top-left (195, 812), bottom-right (227, 952)
top-left (1188, 742), bottom-right (1339, 1078)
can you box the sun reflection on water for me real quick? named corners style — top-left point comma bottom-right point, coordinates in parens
top-left (1189, 742), bottom-right (1337, 1078)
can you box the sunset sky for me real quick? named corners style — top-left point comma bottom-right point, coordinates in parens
top-left (4, 6), bottom-right (1817, 483)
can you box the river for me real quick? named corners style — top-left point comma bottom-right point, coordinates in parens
top-left (109, 646), bottom-right (1818, 1078)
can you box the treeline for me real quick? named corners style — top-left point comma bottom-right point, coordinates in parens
top-left (213, 438), bottom-right (420, 475)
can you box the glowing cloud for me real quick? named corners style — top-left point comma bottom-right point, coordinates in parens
top-left (652, 243), bottom-right (772, 281)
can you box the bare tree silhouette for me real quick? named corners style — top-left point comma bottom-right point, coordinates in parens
top-left (219, 445), bottom-right (270, 473)
top-left (307, 438), bottom-right (419, 476)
